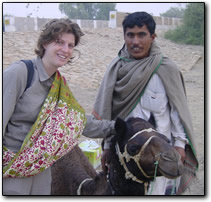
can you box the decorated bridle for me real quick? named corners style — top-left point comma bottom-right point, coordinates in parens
top-left (115, 128), bottom-right (161, 194)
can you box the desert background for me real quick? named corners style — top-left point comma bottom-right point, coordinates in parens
top-left (3, 27), bottom-right (204, 195)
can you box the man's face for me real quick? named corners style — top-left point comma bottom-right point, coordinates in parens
top-left (124, 25), bottom-right (155, 59)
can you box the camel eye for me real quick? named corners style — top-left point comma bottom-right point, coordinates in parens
top-left (128, 145), bottom-right (140, 155)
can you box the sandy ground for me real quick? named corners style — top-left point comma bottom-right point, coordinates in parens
top-left (3, 27), bottom-right (204, 195)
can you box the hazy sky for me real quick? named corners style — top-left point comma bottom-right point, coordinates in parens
top-left (3, 2), bottom-right (186, 18)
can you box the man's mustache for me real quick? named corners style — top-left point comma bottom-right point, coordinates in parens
top-left (131, 46), bottom-right (142, 49)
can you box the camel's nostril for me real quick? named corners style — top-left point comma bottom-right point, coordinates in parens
top-left (161, 150), bottom-right (180, 162)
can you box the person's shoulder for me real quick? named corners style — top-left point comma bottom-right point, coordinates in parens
top-left (162, 56), bottom-right (180, 73)
top-left (4, 60), bottom-right (28, 76)
top-left (107, 56), bottom-right (120, 71)
top-left (110, 56), bottom-right (119, 65)
top-left (3, 60), bottom-right (30, 86)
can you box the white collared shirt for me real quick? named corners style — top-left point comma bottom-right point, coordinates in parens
top-left (126, 73), bottom-right (188, 148)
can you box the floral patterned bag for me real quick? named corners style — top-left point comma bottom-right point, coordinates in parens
top-left (3, 71), bottom-right (86, 178)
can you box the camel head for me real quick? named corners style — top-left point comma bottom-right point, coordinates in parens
top-left (114, 116), bottom-right (184, 182)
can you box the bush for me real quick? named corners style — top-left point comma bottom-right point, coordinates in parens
top-left (164, 3), bottom-right (204, 45)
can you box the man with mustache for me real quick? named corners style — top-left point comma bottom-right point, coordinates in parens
top-left (93, 11), bottom-right (198, 195)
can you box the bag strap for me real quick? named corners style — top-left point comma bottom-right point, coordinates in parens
top-left (21, 60), bottom-right (34, 92)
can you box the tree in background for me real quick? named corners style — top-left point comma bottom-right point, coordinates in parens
top-left (59, 3), bottom-right (116, 20)
top-left (164, 3), bottom-right (204, 45)
top-left (160, 4), bottom-right (186, 18)
top-left (95, 3), bottom-right (116, 20)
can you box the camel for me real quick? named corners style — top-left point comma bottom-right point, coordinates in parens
top-left (51, 144), bottom-right (111, 195)
top-left (51, 116), bottom-right (183, 195)
top-left (106, 117), bottom-right (184, 195)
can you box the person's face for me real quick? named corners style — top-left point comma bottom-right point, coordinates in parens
top-left (124, 25), bottom-right (155, 59)
top-left (43, 32), bottom-right (75, 69)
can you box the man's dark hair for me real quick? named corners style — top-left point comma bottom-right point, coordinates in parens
top-left (122, 12), bottom-right (156, 35)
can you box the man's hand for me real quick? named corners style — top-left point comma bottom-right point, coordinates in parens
top-left (174, 146), bottom-right (186, 162)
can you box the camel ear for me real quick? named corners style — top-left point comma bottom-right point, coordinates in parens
top-left (114, 117), bottom-right (127, 137)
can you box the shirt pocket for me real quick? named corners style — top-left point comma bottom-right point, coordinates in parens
top-left (141, 89), bottom-right (168, 114)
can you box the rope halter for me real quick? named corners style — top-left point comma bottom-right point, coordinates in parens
top-left (115, 128), bottom-right (161, 185)
top-left (77, 178), bottom-right (93, 195)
